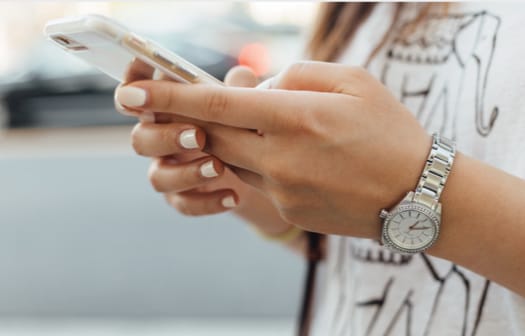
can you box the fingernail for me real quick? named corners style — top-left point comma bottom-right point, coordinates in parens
top-left (114, 99), bottom-right (139, 117)
top-left (153, 69), bottom-right (163, 80)
top-left (139, 111), bottom-right (155, 123)
top-left (116, 86), bottom-right (147, 107)
top-left (256, 77), bottom-right (273, 89)
top-left (221, 196), bottom-right (237, 208)
top-left (179, 129), bottom-right (199, 149)
top-left (200, 160), bottom-right (218, 178)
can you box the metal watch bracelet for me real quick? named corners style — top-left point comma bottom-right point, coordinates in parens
top-left (412, 132), bottom-right (456, 209)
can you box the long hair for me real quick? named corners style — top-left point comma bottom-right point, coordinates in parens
top-left (298, 3), bottom-right (450, 336)
top-left (306, 3), bottom-right (449, 63)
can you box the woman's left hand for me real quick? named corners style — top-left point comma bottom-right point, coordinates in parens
top-left (116, 61), bottom-right (432, 239)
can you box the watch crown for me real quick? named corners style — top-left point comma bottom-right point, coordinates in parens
top-left (379, 209), bottom-right (389, 219)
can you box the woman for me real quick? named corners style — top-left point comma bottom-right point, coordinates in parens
top-left (114, 2), bottom-right (525, 335)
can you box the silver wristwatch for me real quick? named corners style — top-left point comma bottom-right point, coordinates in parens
top-left (380, 133), bottom-right (456, 255)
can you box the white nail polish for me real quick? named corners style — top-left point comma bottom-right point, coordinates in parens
top-left (114, 99), bottom-right (139, 117)
top-left (116, 86), bottom-right (147, 107)
top-left (179, 129), bottom-right (199, 149)
top-left (221, 196), bottom-right (237, 208)
top-left (200, 161), bottom-right (218, 178)
top-left (256, 77), bottom-right (273, 89)
top-left (152, 69), bottom-right (163, 80)
top-left (139, 111), bottom-right (155, 123)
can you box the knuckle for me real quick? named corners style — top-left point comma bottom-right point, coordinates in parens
top-left (169, 196), bottom-right (197, 216)
top-left (165, 193), bottom-right (221, 217)
top-left (175, 201), bottom-right (191, 216)
top-left (180, 204), bottom-right (199, 216)
top-left (130, 123), bottom-right (145, 155)
top-left (148, 163), bottom-right (164, 192)
top-left (279, 61), bottom-right (309, 89)
top-left (331, 66), bottom-right (369, 95)
top-left (306, 107), bottom-right (332, 133)
top-left (286, 106), bottom-right (327, 139)
top-left (296, 109), bottom-right (320, 134)
top-left (158, 84), bottom-right (176, 111)
top-left (204, 89), bottom-right (229, 120)
top-left (347, 65), bottom-right (369, 80)
top-left (159, 125), bottom-right (178, 150)
top-left (302, 96), bottom-right (351, 136)
top-left (348, 66), bottom-right (374, 91)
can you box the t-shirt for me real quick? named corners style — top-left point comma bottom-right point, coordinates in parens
top-left (310, 3), bottom-right (525, 335)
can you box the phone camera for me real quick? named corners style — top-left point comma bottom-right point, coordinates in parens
top-left (52, 35), bottom-right (71, 45)
top-left (51, 35), bottom-right (87, 51)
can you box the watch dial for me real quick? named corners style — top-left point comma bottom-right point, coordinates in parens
top-left (387, 210), bottom-right (437, 251)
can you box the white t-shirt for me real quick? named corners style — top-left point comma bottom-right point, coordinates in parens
top-left (311, 3), bottom-right (525, 335)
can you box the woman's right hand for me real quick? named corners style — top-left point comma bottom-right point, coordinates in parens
top-left (116, 60), bottom-right (260, 216)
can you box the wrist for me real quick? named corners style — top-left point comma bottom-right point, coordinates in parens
top-left (380, 133), bottom-right (455, 254)
top-left (426, 152), bottom-right (525, 296)
top-left (425, 152), bottom-right (483, 261)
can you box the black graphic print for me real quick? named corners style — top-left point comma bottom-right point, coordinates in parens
top-left (331, 238), bottom-right (492, 336)
top-left (331, 11), bottom-right (502, 336)
top-left (380, 11), bottom-right (501, 139)
top-left (355, 278), bottom-right (395, 335)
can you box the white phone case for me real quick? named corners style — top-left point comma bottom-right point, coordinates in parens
top-left (44, 14), bottom-right (223, 85)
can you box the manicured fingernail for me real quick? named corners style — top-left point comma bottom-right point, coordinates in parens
top-left (179, 129), bottom-right (199, 149)
top-left (221, 196), bottom-right (237, 208)
top-left (139, 111), bottom-right (155, 123)
top-left (153, 69), bottom-right (163, 80)
top-left (116, 86), bottom-right (147, 107)
top-left (256, 77), bottom-right (273, 89)
top-left (200, 160), bottom-right (218, 178)
top-left (114, 99), bottom-right (139, 117)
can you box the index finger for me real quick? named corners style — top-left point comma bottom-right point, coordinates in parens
top-left (116, 80), bottom-right (311, 130)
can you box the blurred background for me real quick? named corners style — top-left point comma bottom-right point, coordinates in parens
top-left (0, 1), bottom-right (317, 335)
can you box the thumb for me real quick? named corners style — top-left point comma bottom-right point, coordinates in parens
top-left (224, 66), bottom-right (258, 88)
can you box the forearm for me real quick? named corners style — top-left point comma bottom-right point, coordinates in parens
top-left (233, 188), bottom-right (309, 256)
top-left (428, 152), bottom-right (525, 296)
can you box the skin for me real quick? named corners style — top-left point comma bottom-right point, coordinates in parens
top-left (117, 60), bottom-right (308, 254)
top-left (116, 61), bottom-right (525, 297)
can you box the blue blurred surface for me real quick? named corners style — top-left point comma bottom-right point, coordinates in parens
top-left (0, 155), bottom-right (303, 318)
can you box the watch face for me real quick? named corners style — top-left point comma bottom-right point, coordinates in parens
top-left (383, 204), bottom-right (440, 253)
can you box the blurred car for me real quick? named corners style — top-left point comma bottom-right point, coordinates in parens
top-left (0, 8), bottom-right (302, 130)
top-left (0, 35), bottom-right (237, 129)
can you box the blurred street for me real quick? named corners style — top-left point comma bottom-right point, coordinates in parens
top-left (0, 2), bottom-right (315, 334)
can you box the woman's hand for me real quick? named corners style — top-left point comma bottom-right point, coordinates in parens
top-left (116, 61), bottom-right (259, 216)
top-left (116, 61), bottom-right (310, 253)
top-left (116, 61), bottom-right (432, 239)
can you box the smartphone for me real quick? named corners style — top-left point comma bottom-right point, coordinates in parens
top-left (44, 14), bottom-right (224, 86)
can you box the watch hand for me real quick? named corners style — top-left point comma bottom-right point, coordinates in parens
top-left (409, 220), bottom-right (422, 229)
top-left (411, 226), bottom-right (431, 230)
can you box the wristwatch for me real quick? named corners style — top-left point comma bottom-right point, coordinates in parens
top-left (379, 133), bottom-right (456, 255)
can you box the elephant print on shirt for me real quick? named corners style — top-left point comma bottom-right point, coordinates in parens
top-left (329, 11), bottom-right (503, 336)
top-left (329, 237), bottom-right (491, 336)
top-left (379, 11), bottom-right (501, 139)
